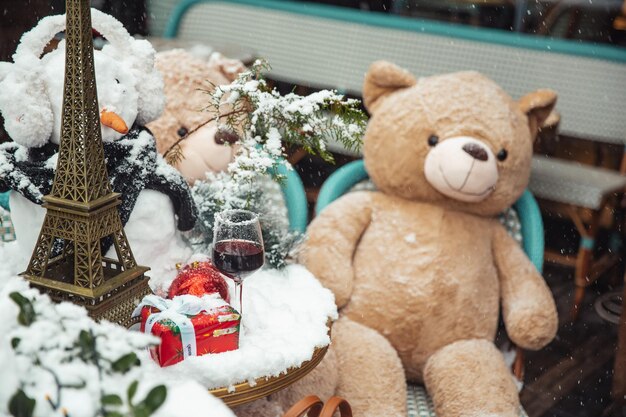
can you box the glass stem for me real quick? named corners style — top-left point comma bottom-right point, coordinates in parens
top-left (238, 282), bottom-right (244, 317)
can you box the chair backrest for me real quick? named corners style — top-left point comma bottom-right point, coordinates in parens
top-left (271, 162), bottom-right (309, 233)
top-left (315, 160), bottom-right (544, 272)
top-left (164, 0), bottom-right (626, 144)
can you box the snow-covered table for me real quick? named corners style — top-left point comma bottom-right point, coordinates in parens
top-left (208, 344), bottom-right (329, 406)
top-left (144, 264), bottom-right (337, 406)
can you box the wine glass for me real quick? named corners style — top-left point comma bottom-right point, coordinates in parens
top-left (212, 209), bottom-right (264, 316)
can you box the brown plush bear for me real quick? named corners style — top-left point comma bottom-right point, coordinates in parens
top-left (300, 61), bottom-right (559, 417)
top-left (147, 49), bottom-right (245, 183)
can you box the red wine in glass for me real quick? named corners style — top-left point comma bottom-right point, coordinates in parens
top-left (213, 239), bottom-right (264, 279)
top-left (212, 209), bottom-right (264, 316)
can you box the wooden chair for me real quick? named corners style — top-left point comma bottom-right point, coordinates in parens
top-left (315, 159), bottom-right (540, 417)
top-left (283, 395), bottom-right (352, 417)
top-left (529, 154), bottom-right (626, 319)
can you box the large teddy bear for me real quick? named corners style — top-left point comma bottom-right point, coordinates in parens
top-left (0, 9), bottom-right (195, 283)
top-left (301, 61), bottom-right (559, 417)
top-left (147, 49), bottom-right (245, 184)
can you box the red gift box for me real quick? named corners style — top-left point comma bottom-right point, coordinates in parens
top-left (134, 295), bottom-right (240, 367)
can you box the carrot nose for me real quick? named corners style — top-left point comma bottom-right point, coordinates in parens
top-left (100, 109), bottom-right (128, 134)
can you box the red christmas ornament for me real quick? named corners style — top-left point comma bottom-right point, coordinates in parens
top-left (168, 261), bottom-right (230, 302)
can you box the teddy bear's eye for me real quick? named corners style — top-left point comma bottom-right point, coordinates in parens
top-left (497, 149), bottom-right (508, 161)
top-left (115, 78), bottom-right (120, 84)
top-left (427, 135), bottom-right (439, 147)
top-left (177, 127), bottom-right (188, 137)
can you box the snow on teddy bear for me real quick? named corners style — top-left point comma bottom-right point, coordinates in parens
top-left (148, 49), bottom-right (246, 184)
top-left (301, 61), bottom-right (559, 417)
top-left (0, 9), bottom-right (196, 281)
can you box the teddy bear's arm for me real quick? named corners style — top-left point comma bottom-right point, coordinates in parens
top-left (300, 191), bottom-right (373, 308)
top-left (493, 225), bottom-right (558, 350)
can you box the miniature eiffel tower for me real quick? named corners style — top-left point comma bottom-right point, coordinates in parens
top-left (21, 0), bottom-right (150, 327)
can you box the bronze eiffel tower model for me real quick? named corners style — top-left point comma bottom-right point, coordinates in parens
top-left (22, 0), bottom-right (150, 327)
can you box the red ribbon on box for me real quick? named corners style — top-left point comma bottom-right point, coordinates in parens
top-left (132, 294), bottom-right (240, 367)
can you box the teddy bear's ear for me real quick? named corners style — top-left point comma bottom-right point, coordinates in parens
top-left (363, 61), bottom-right (416, 113)
top-left (518, 89), bottom-right (557, 137)
top-left (208, 53), bottom-right (246, 82)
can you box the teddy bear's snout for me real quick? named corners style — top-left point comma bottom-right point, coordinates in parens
top-left (423, 136), bottom-right (499, 203)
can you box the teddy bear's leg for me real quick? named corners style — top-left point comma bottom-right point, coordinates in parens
top-left (424, 339), bottom-right (520, 417)
top-left (332, 316), bottom-right (407, 417)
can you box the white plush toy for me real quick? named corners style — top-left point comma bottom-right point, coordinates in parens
top-left (0, 9), bottom-right (194, 285)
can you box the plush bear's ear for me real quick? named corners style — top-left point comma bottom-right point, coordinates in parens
top-left (208, 53), bottom-right (246, 82)
top-left (518, 89), bottom-right (557, 137)
top-left (363, 61), bottom-right (416, 113)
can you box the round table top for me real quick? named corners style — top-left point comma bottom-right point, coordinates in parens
top-left (147, 264), bottom-right (337, 405)
top-left (210, 344), bottom-right (329, 407)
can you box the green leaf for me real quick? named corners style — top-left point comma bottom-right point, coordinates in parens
top-left (8, 389), bottom-right (36, 417)
top-left (78, 330), bottom-right (96, 362)
top-left (102, 394), bottom-right (123, 406)
top-left (11, 338), bottom-right (20, 349)
top-left (131, 404), bottom-right (150, 417)
top-left (112, 352), bottom-right (139, 374)
top-left (104, 412), bottom-right (125, 417)
top-left (9, 292), bottom-right (35, 326)
top-left (127, 380), bottom-right (139, 402)
top-left (139, 385), bottom-right (167, 413)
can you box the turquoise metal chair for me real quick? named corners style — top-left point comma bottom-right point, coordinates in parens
top-left (316, 159), bottom-right (544, 272)
top-left (160, 0), bottom-right (626, 146)
top-left (271, 163), bottom-right (308, 233)
top-left (315, 159), bottom-right (537, 416)
top-left (0, 192), bottom-right (9, 211)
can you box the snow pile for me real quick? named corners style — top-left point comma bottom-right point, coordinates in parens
top-left (143, 263), bottom-right (337, 390)
top-left (0, 277), bottom-right (235, 417)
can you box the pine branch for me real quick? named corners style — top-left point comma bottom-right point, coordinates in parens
top-left (162, 109), bottom-right (246, 160)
